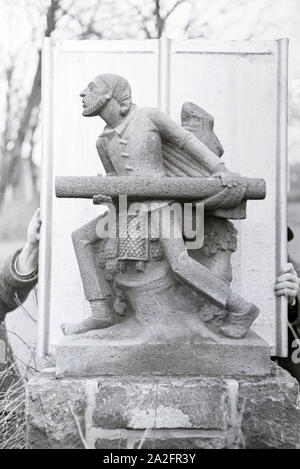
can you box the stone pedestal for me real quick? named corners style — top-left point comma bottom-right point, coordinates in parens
top-left (26, 364), bottom-right (300, 449)
top-left (56, 324), bottom-right (270, 378)
top-left (55, 262), bottom-right (271, 378)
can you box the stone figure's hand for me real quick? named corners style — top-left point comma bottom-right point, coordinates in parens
top-left (16, 208), bottom-right (41, 276)
top-left (93, 194), bottom-right (113, 205)
top-left (212, 163), bottom-right (242, 188)
top-left (275, 263), bottom-right (300, 305)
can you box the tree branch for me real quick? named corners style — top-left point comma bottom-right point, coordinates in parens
top-left (164, 0), bottom-right (186, 20)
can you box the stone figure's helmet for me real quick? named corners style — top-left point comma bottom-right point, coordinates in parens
top-left (81, 73), bottom-right (132, 117)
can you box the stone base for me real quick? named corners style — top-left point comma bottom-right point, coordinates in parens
top-left (26, 364), bottom-right (300, 449)
top-left (56, 317), bottom-right (270, 377)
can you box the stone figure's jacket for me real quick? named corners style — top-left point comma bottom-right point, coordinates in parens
top-left (97, 104), bottom-right (246, 219)
top-left (97, 104), bottom-right (220, 177)
top-left (0, 249), bottom-right (38, 322)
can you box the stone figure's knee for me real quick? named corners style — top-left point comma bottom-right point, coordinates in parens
top-left (72, 217), bottom-right (100, 245)
top-left (71, 229), bottom-right (80, 244)
top-left (71, 227), bottom-right (89, 247)
top-left (169, 250), bottom-right (190, 273)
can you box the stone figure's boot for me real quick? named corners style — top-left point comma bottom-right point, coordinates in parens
top-left (219, 292), bottom-right (259, 339)
top-left (61, 299), bottom-right (113, 335)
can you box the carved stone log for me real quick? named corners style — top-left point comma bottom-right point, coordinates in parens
top-left (55, 175), bottom-right (266, 201)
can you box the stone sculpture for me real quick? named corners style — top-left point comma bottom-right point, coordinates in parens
top-left (55, 73), bottom-right (266, 342)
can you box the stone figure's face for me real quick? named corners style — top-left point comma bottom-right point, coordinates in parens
top-left (80, 79), bottom-right (109, 117)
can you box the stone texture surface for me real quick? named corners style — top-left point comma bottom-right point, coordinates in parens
top-left (95, 438), bottom-right (127, 449)
top-left (56, 325), bottom-right (270, 378)
top-left (93, 432), bottom-right (230, 449)
top-left (56, 175), bottom-right (265, 201)
top-left (239, 366), bottom-right (300, 449)
top-left (132, 436), bottom-right (228, 450)
top-left (26, 372), bottom-right (86, 449)
top-left (26, 364), bottom-right (300, 449)
top-left (93, 377), bottom-right (229, 430)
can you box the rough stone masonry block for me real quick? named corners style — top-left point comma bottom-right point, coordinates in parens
top-left (95, 438), bottom-right (127, 449)
top-left (26, 373), bottom-right (86, 449)
top-left (26, 365), bottom-right (300, 449)
top-left (93, 432), bottom-right (229, 450)
top-left (26, 372), bottom-right (230, 449)
top-left (239, 364), bottom-right (300, 449)
top-left (132, 435), bottom-right (228, 450)
top-left (93, 377), bottom-right (229, 430)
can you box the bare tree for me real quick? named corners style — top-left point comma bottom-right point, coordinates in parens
top-left (0, 0), bottom-right (195, 209)
top-left (0, 0), bottom-right (282, 209)
top-left (185, 0), bottom-right (278, 40)
top-left (0, 0), bottom-right (62, 205)
top-left (124, 0), bottom-right (189, 39)
top-left (0, 0), bottom-right (126, 207)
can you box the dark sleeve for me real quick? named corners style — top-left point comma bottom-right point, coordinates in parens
top-left (288, 299), bottom-right (298, 324)
top-left (288, 256), bottom-right (300, 325)
top-left (0, 249), bottom-right (38, 322)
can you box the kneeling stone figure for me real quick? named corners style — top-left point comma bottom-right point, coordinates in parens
top-left (59, 73), bottom-right (263, 340)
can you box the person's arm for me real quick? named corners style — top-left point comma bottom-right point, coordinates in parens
top-left (16, 208), bottom-right (40, 275)
top-left (0, 209), bottom-right (41, 320)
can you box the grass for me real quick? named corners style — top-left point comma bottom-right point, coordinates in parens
top-left (0, 361), bottom-right (27, 449)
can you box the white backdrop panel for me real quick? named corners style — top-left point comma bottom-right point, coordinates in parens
top-left (39, 39), bottom-right (287, 356)
top-left (168, 40), bottom-right (287, 354)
